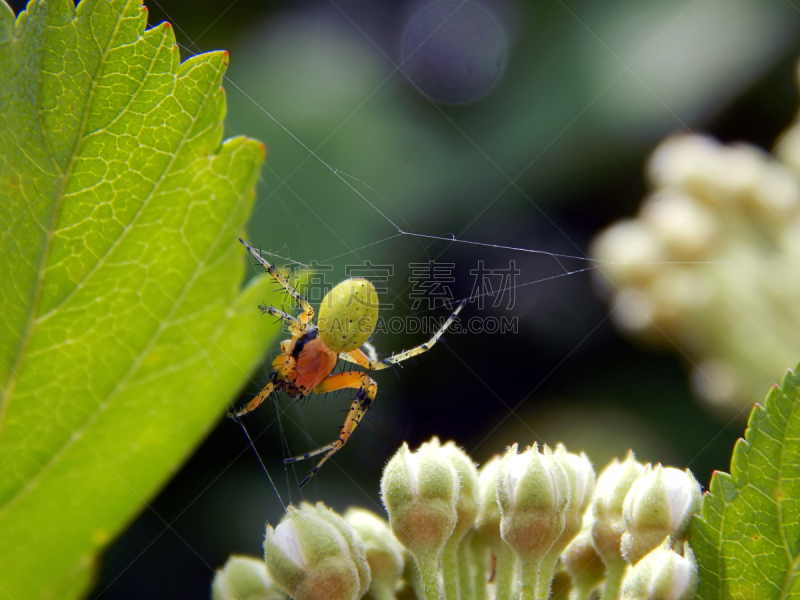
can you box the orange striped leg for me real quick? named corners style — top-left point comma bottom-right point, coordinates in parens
top-left (239, 238), bottom-right (316, 325)
top-left (229, 381), bottom-right (275, 418)
top-left (339, 299), bottom-right (467, 370)
top-left (285, 372), bottom-right (378, 487)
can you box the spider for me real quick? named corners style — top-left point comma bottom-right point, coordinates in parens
top-left (233, 239), bottom-right (465, 488)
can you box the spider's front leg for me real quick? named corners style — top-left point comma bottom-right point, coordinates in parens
top-left (285, 372), bottom-right (378, 487)
top-left (239, 238), bottom-right (315, 325)
top-left (229, 379), bottom-right (276, 418)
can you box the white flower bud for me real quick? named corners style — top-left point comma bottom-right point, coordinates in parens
top-left (380, 439), bottom-right (459, 560)
top-left (621, 541), bottom-right (698, 600)
top-left (561, 517), bottom-right (605, 599)
top-left (343, 508), bottom-right (405, 600)
top-left (475, 456), bottom-right (503, 548)
top-left (212, 555), bottom-right (287, 600)
top-left (552, 445), bottom-right (596, 553)
top-left (621, 465), bottom-right (702, 564)
top-left (640, 191), bottom-right (717, 260)
top-left (310, 503), bottom-right (371, 599)
top-left (263, 504), bottom-right (366, 600)
top-left (497, 443), bottom-right (570, 563)
top-left (647, 134), bottom-right (720, 192)
top-left (590, 220), bottom-right (665, 288)
top-left (591, 452), bottom-right (645, 566)
top-left (440, 441), bottom-right (480, 541)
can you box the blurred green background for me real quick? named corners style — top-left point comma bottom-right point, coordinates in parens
top-left (12, 0), bottom-right (798, 596)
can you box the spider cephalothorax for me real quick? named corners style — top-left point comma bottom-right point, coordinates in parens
top-left (233, 239), bottom-right (465, 487)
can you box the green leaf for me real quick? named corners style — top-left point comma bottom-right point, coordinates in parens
top-left (691, 366), bottom-right (800, 599)
top-left (0, 1), bottom-right (279, 598)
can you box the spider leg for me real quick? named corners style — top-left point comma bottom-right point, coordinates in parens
top-left (239, 239), bottom-right (315, 325)
top-left (284, 372), bottom-right (377, 487)
top-left (342, 299), bottom-right (467, 370)
top-left (259, 305), bottom-right (314, 337)
top-left (229, 381), bottom-right (276, 418)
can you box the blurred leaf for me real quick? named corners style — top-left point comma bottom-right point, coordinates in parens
top-left (0, 0), bottom-right (278, 597)
top-left (691, 366), bottom-right (800, 598)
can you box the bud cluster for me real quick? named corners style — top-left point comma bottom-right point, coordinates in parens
top-left (590, 101), bottom-right (800, 415)
top-left (213, 440), bottom-right (702, 600)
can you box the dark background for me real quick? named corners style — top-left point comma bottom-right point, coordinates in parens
top-left (9, 0), bottom-right (800, 597)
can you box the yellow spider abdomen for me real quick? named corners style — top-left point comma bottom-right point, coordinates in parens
top-left (318, 278), bottom-right (379, 352)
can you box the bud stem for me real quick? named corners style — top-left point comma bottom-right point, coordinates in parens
top-left (458, 537), bottom-right (475, 600)
top-left (416, 555), bottom-right (443, 600)
top-left (442, 539), bottom-right (460, 600)
top-left (494, 544), bottom-right (517, 600)
top-left (534, 555), bottom-right (558, 600)
top-left (519, 560), bottom-right (540, 600)
top-left (469, 535), bottom-right (488, 600)
top-left (602, 561), bottom-right (627, 600)
top-left (370, 585), bottom-right (397, 600)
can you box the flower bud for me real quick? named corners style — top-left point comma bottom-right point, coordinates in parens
top-left (474, 456), bottom-right (503, 548)
top-left (591, 451), bottom-right (645, 566)
top-left (309, 503), bottom-right (371, 598)
top-left (263, 504), bottom-right (366, 600)
top-left (621, 465), bottom-right (702, 564)
top-left (561, 518), bottom-right (605, 598)
top-left (380, 439), bottom-right (460, 560)
top-left (590, 220), bottom-right (665, 287)
top-left (552, 444), bottom-right (596, 552)
top-left (212, 555), bottom-right (287, 600)
top-left (497, 443), bottom-right (570, 563)
top-left (440, 441), bottom-right (480, 540)
top-left (343, 508), bottom-right (405, 600)
top-left (620, 541), bottom-right (698, 600)
top-left (640, 191), bottom-right (717, 260)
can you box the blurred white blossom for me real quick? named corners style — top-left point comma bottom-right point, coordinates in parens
top-left (591, 91), bottom-right (800, 415)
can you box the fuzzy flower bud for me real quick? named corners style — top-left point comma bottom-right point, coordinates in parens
top-left (620, 540), bottom-right (698, 600)
top-left (552, 444), bottom-right (596, 553)
top-left (591, 452), bottom-right (646, 566)
top-left (380, 438), bottom-right (459, 560)
top-left (497, 443), bottom-right (570, 563)
top-left (440, 441), bottom-right (480, 540)
top-left (310, 503), bottom-right (371, 598)
top-left (263, 504), bottom-right (368, 600)
top-left (475, 456), bottom-right (503, 548)
top-left (621, 465), bottom-right (702, 564)
top-left (343, 508), bottom-right (405, 600)
top-left (212, 555), bottom-right (288, 600)
top-left (561, 518), bottom-right (605, 599)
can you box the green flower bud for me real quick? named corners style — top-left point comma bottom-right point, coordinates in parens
top-left (561, 518), bottom-right (605, 598)
top-left (591, 451), bottom-right (646, 566)
top-left (343, 508), bottom-right (406, 600)
top-left (552, 444), bottom-right (596, 553)
top-left (620, 540), bottom-right (698, 600)
top-left (309, 503), bottom-right (371, 598)
top-left (475, 456), bottom-right (503, 548)
top-left (621, 465), bottom-right (702, 564)
top-left (263, 504), bottom-right (366, 600)
top-left (212, 555), bottom-right (287, 600)
top-left (497, 443), bottom-right (570, 563)
top-left (380, 439), bottom-right (460, 560)
top-left (440, 441), bottom-right (480, 541)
